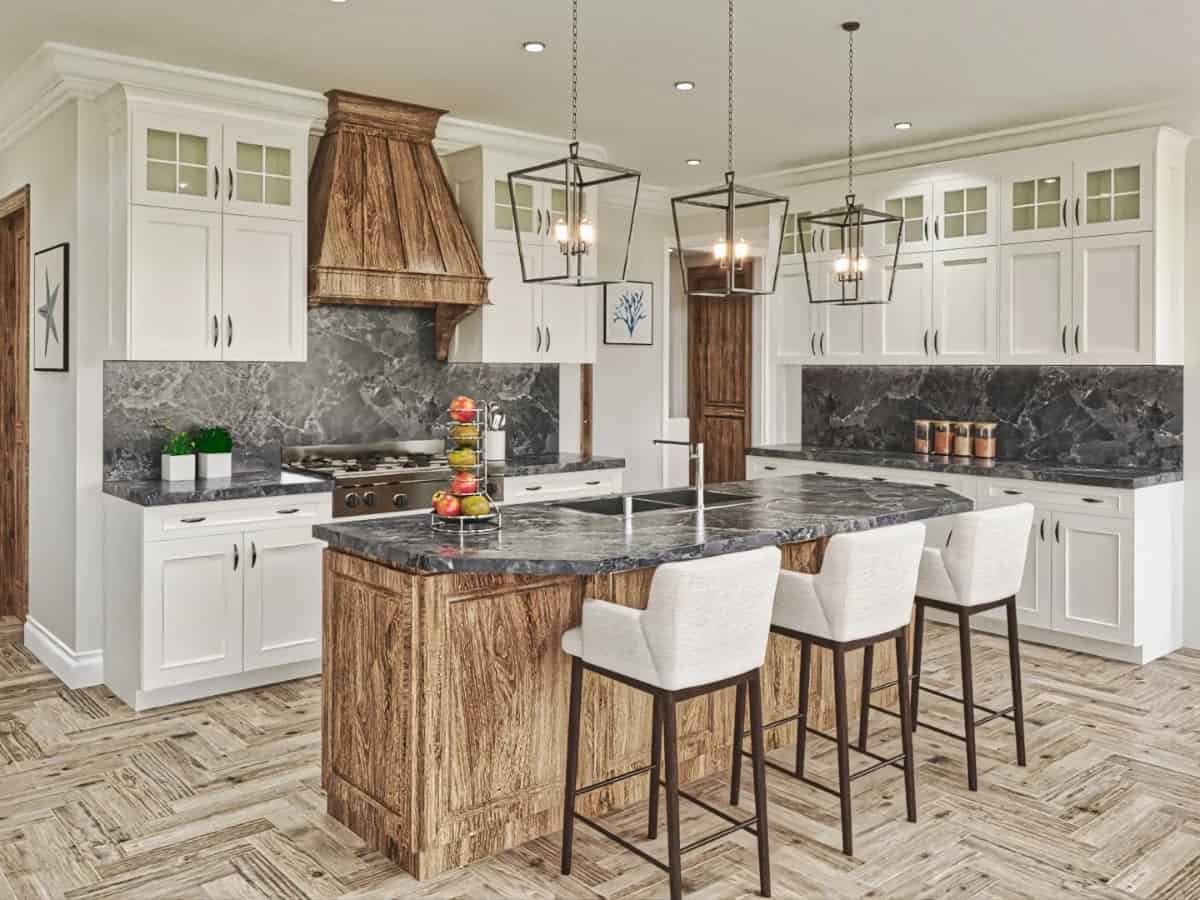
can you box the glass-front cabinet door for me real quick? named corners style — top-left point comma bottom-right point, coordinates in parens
top-left (933, 177), bottom-right (997, 250)
top-left (222, 124), bottom-right (307, 221)
top-left (870, 180), bottom-right (933, 255)
top-left (1000, 161), bottom-right (1072, 243)
top-left (489, 176), bottom-right (543, 245)
top-left (1072, 143), bottom-right (1153, 237)
top-left (131, 110), bottom-right (222, 212)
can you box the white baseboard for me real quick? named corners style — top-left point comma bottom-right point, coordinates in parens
top-left (23, 616), bottom-right (104, 689)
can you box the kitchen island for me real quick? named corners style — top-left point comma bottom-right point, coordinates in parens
top-left (313, 475), bottom-right (971, 879)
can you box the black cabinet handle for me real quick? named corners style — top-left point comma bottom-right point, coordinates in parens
top-left (1061, 326), bottom-right (1068, 354)
top-left (535, 326), bottom-right (542, 353)
top-left (276, 508), bottom-right (300, 515)
top-left (213, 166), bottom-right (219, 199)
top-left (764, 465), bottom-right (777, 471)
top-left (934, 482), bottom-right (950, 488)
top-left (545, 326), bottom-right (551, 353)
top-left (923, 330), bottom-right (929, 354)
top-left (819, 332), bottom-right (826, 355)
top-left (1074, 325), bottom-right (1080, 354)
top-left (526, 485), bottom-right (542, 492)
top-left (1074, 198), bottom-right (1080, 226)
top-left (212, 315), bottom-right (219, 348)
top-left (933, 330), bottom-right (940, 354)
top-left (1082, 497), bottom-right (1102, 504)
top-left (536, 208), bottom-right (543, 235)
top-left (251, 541), bottom-right (257, 568)
top-left (227, 315), bottom-right (233, 348)
top-left (233, 543), bottom-right (239, 570)
top-left (1040, 519), bottom-right (1046, 541)
top-left (815, 470), bottom-right (830, 476)
top-left (1003, 489), bottom-right (1022, 495)
top-left (585, 480), bottom-right (601, 486)
top-left (181, 516), bottom-right (206, 524)
top-left (810, 333), bottom-right (816, 355)
top-left (1055, 521), bottom-right (1061, 543)
top-left (871, 476), bottom-right (888, 482)
top-left (923, 218), bottom-right (928, 241)
top-left (933, 217), bottom-right (940, 240)
top-left (228, 168), bottom-right (234, 202)
top-left (1062, 199), bottom-right (1068, 227)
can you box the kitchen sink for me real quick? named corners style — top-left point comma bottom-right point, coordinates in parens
top-left (555, 489), bottom-right (757, 516)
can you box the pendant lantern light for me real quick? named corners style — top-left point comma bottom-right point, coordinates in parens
top-left (507, 0), bottom-right (642, 287)
top-left (670, 0), bottom-right (789, 298)
top-left (801, 22), bottom-right (902, 306)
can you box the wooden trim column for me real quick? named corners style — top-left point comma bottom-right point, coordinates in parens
top-left (0, 186), bottom-right (30, 620)
top-left (580, 363), bottom-right (593, 457)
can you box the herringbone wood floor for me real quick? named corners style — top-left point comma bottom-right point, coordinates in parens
top-left (2, 615), bottom-right (1199, 899)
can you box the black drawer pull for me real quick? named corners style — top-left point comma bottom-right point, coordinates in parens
top-left (276, 508), bottom-right (300, 515)
top-left (180, 516), bottom-right (207, 524)
top-left (763, 465), bottom-right (777, 471)
top-left (1082, 497), bottom-right (1103, 504)
top-left (1003, 489), bottom-right (1022, 495)
top-left (934, 482), bottom-right (950, 488)
top-left (585, 480), bottom-right (601, 486)
top-left (871, 476), bottom-right (888, 482)
top-left (815, 470), bottom-right (830, 476)
top-left (525, 485), bottom-right (542, 492)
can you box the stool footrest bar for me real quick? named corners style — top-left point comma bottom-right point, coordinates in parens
top-left (680, 816), bottom-right (760, 854)
top-left (574, 764), bottom-right (654, 797)
top-left (574, 814), bottom-right (668, 872)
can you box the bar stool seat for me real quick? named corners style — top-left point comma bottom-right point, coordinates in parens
top-left (560, 546), bottom-right (782, 900)
top-left (910, 503), bottom-right (1035, 792)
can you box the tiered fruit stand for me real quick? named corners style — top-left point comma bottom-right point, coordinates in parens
top-left (431, 400), bottom-right (502, 535)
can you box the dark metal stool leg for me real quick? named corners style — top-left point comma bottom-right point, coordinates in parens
top-left (561, 657), bottom-right (584, 875)
top-left (833, 646), bottom-right (854, 856)
top-left (895, 628), bottom-right (917, 823)
top-left (649, 694), bottom-right (663, 838)
top-left (858, 643), bottom-right (874, 752)
top-left (748, 672), bottom-right (772, 898)
top-left (663, 694), bottom-right (683, 900)
top-left (957, 609), bottom-right (979, 791)
top-left (796, 639), bottom-right (812, 777)
top-left (911, 601), bottom-right (926, 733)
top-left (730, 680), bottom-right (747, 805)
top-left (1005, 596), bottom-right (1028, 767)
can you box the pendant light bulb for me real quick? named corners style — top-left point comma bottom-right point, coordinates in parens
top-left (554, 219), bottom-right (570, 243)
top-left (579, 218), bottom-right (595, 245)
top-left (713, 238), bottom-right (728, 262)
top-left (834, 254), bottom-right (851, 275)
top-left (734, 237), bottom-right (749, 261)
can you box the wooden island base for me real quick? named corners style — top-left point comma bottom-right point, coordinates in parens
top-left (321, 541), bottom-right (903, 880)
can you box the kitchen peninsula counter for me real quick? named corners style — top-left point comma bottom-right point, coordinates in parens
top-left (317, 475), bottom-right (970, 879)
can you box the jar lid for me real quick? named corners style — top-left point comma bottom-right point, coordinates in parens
top-left (913, 418), bottom-right (932, 425)
top-left (953, 420), bottom-right (974, 428)
top-left (931, 419), bottom-right (952, 426)
top-left (974, 421), bottom-right (997, 428)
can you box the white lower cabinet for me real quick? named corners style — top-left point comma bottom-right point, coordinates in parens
top-left (105, 494), bottom-right (331, 710)
top-left (745, 454), bottom-right (1182, 662)
top-left (502, 468), bottom-right (624, 505)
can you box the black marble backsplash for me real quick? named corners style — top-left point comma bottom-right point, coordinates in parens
top-left (104, 306), bottom-right (559, 480)
top-left (801, 366), bottom-right (1182, 468)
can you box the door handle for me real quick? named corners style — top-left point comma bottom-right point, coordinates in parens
top-left (535, 208), bottom-right (542, 235)
top-left (212, 315), bottom-right (219, 348)
top-left (819, 332), bottom-right (826, 355)
top-left (1040, 519), bottom-right (1046, 541)
top-left (251, 541), bottom-right (257, 568)
top-left (1062, 199), bottom-right (1068, 228)
top-left (228, 168), bottom-right (234, 202)
top-left (764, 465), bottom-right (777, 471)
top-left (810, 332), bottom-right (816, 355)
top-left (1055, 521), bottom-right (1061, 543)
top-left (535, 325), bottom-right (542, 352)
top-left (585, 480), bottom-right (601, 485)
top-left (545, 326), bottom-right (551, 353)
top-left (933, 330), bottom-right (940, 354)
top-left (226, 314), bottom-right (233, 348)
top-left (1074, 325), bottom-right (1080, 354)
top-left (934, 482), bottom-right (950, 488)
top-left (1082, 497), bottom-right (1103, 504)
top-left (546, 208), bottom-right (553, 236)
top-left (276, 508), bottom-right (300, 515)
top-left (1003, 489), bottom-right (1023, 495)
top-left (181, 516), bottom-right (207, 524)
top-left (233, 543), bottom-right (240, 570)
top-left (923, 218), bottom-right (928, 241)
top-left (923, 330), bottom-right (929, 355)
top-left (213, 166), bottom-right (219, 199)
top-left (933, 217), bottom-right (940, 240)
top-left (1062, 326), bottom-right (1068, 353)
top-left (525, 485), bottom-right (542, 492)
top-left (1074, 198), bottom-right (1080, 226)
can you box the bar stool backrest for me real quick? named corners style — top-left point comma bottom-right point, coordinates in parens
top-left (941, 504), bottom-right (1034, 606)
top-left (641, 546), bottom-right (782, 691)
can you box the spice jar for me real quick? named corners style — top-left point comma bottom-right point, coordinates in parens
top-left (913, 419), bottom-right (932, 455)
top-left (974, 422), bottom-right (998, 459)
top-left (931, 420), bottom-right (952, 456)
top-left (952, 421), bottom-right (973, 457)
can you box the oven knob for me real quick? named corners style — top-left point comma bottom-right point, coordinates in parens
top-left (344, 493), bottom-right (360, 509)
top-left (392, 493), bottom-right (408, 508)
top-left (363, 491), bottom-right (376, 508)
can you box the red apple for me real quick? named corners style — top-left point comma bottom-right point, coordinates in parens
top-left (450, 471), bottom-right (478, 496)
top-left (432, 491), bottom-right (461, 517)
top-left (449, 395), bottom-right (477, 423)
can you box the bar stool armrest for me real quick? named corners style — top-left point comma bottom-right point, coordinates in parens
top-left (916, 547), bottom-right (955, 604)
top-left (581, 599), bottom-right (658, 686)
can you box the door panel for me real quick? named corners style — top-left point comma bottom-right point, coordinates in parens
top-left (934, 177), bottom-right (998, 251)
top-left (243, 526), bottom-right (323, 671)
top-left (931, 248), bottom-right (997, 362)
top-left (222, 122), bottom-right (307, 221)
top-left (978, 497), bottom-right (1053, 629)
top-left (0, 199), bottom-right (29, 618)
top-left (539, 243), bottom-right (594, 363)
top-left (1072, 144), bottom-right (1153, 237)
top-left (482, 241), bottom-right (539, 362)
top-left (131, 109), bottom-right (222, 212)
top-left (772, 266), bottom-right (817, 361)
top-left (1051, 512), bottom-right (1134, 644)
top-left (221, 215), bottom-right (306, 361)
top-left (1072, 233), bottom-right (1153, 363)
top-left (870, 253), bottom-right (933, 363)
top-left (871, 180), bottom-right (933, 255)
top-left (998, 240), bottom-right (1072, 363)
top-left (1000, 164), bottom-right (1072, 243)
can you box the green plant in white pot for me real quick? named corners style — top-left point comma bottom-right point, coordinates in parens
top-left (160, 431), bottom-right (196, 482)
top-left (194, 427), bottom-right (234, 479)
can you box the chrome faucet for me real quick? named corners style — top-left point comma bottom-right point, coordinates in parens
top-left (653, 440), bottom-right (705, 509)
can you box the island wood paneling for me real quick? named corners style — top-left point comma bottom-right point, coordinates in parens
top-left (322, 537), bottom-right (902, 880)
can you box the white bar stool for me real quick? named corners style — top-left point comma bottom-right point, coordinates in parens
top-left (560, 546), bottom-right (782, 900)
top-left (909, 503), bottom-right (1034, 791)
top-left (731, 522), bottom-right (926, 857)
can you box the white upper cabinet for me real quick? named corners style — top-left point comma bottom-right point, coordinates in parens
top-left (931, 247), bottom-right (998, 362)
top-left (1072, 136), bottom-right (1154, 237)
top-left (872, 179), bottom-right (933, 255)
top-left (131, 109), bottom-right (222, 212)
top-left (773, 264), bottom-right (817, 362)
top-left (998, 239), bottom-right (1072, 363)
top-left (221, 215), bottom-right (307, 362)
top-left (933, 176), bottom-right (999, 250)
top-left (478, 240), bottom-right (540, 363)
top-left (221, 122), bottom-right (307, 221)
top-left (868, 252), bottom-right (934, 364)
top-left (1072, 232), bottom-right (1154, 364)
top-left (490, 174), bottom-right (542, 245)
top-left (1000, 153), bottom-right (1073, 243)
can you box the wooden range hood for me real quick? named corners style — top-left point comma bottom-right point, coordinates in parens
top-left (308, 90), bottom-right (490, 359)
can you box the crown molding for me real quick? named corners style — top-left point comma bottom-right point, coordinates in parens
top-left (432, 115), bottom-right (606, 163)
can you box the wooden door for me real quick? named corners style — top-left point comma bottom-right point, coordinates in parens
top-left (0, 188), bottom-right (29, 620)
top-left (221, 214), bottom-right (306, 361)
top-left (687, 263), bottom-right (752, 485)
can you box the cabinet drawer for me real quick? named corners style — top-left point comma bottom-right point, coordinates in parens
top-left (504, 469), bottom-right (624, 504)
top-left (144, 495), bottom-right (332, 540)
top-left (977, 480), bottom-right (1127, 516)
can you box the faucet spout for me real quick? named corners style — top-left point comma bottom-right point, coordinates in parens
top-left (652, 439), bottom-right (705, 510)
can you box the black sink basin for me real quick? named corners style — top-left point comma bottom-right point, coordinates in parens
top-left (635, 489), bottom-right (755, 508)
top-left (554, 496), bottom-right (677, 516)
top-left (555, 488), bottom-right (757, 516)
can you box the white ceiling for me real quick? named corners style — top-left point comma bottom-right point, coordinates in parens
top-left (3, 0), bottom-right (1198, 186)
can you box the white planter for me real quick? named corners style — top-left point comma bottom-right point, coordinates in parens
top-left (197, 452), bottom-right (233, 479)
top-left (160, 454), bottom-right (196, 482)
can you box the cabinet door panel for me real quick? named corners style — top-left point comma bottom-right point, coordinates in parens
top-left (772, 266), bottom-right (817, 361)
top-left (1072, 233), bottom-right (1153, 364)
top-left (931, 248), bottom-right (997, 362)
top-left (1000, 165), bottom-right (1072, 243)
top-left (870, 253), bottom-right (933, 363)
top-left (539, 244), bottom-right (594, 363)
top-left (934, 177), bottom-right (998, 251)
top-left (871, 180), bottom-right (933, 255)
top-left (243, 526), bottom-right (323, 671)
top-left (488, 175), bottom-right (543, 245)
top-left (978, 497), bottom-right (1053, 629)
top-left (998, 240), bottom-right (1071, 363)
top-left (130, 205), bottom-right (222, 360)
top-left (131, 109), bottom-right (222, 212)
top-left (1051, 512), bottom-right (1134, 645)
top-left (1072, 143), bottom-right (1153, 237)
top-left (142, 535), bottom-right (243, 690)
top-left (482, 241), bottom-right (540, 362)
top-left (221, 215), bottom-right (306, 361)
top-left (823, 302), bottom-right (870, 363)
top-left (222, 123), bottom-right (307, 221)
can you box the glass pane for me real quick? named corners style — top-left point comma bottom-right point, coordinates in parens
top-left (1114, 193), bottom-right (1140, 221)
top-left (886, 197), bottom-right (903, 217)
top-left (550, 187), bottom-right (567, 217)
top-left (885, 222), bottom-right (900, 245)
top-left (495, 203), bottom-right (514, 230)
top-left (965, 187), bottom-right (987, 211)
top-left (495, 180), bottom-right (511, 204)
top-left (781, 235), bottom-right (795, 255)
top-left (147, 160), bottom-right (177, 193)
top-left (147, 129), bottom-right (176, 161)
top-left (966, 212), bottom-right (987, 235)
top-left (237, 142), bottom-right (264, 173)
top-left (237, 173), bottom-right (264, 203)
top-left (943, 214), bottom-right (964, 238)
top-left (1114, 165), bottom-right (1139, 194)
top-left (1036, 202), bottom-right (1059, 228)
top-left (265, 146), bottom-right (291, 176)
top-left (1038, 177), bottom-right (1060, 202)
top-left (1087, 169), bottom-right (1111, 197)
top-left (904, 219), bottom-right (923, 243)
top-left (943, 190), bottom-right (964, 214)
top-left (827, 229), bottom-right (843, 252)
top-left (1087, 197), bottom-right (1111, 223)
top-left (906, 194), bottom-right (924, 218)
top-left (1012, 206), bottom-right (1035, 231)
top-left (265, 176), bottom-right (291, 206)
top-left (178, 133), bottom-right (206, 165)
top-left (1012, 180), bottom-right (1035, 206)
top-left (514, 182), bottom-right (534, 207)
top-left (178, 164), bottom-right (206, 196)
top-left (515, 207), bottom-right (534, 232)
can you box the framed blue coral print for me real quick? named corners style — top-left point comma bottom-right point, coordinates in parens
top-left (603, 281), bottom-right (653, 346)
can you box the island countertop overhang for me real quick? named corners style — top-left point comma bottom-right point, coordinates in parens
top-left (313, 474), bottom-right (973, 575)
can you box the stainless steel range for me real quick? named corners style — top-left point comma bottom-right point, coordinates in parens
top-left (283, 440), bottom-right (504, 518)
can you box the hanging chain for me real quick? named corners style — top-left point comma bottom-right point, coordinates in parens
top-left (846, 25), bottom-right (854, 195)
top-left (571, 0), bottom-right (579, 143)
top-left (727, 0), bottom-right (734, 172)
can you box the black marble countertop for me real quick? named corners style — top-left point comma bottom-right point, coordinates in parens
top-left (746, 445), bottom-right (1182, 490)
top-left (500, 453), bottom-right (626, 477)
top-left (103, 470), bottom-right (333, 506)
top-left (313, 475), bottom-right (972, 575)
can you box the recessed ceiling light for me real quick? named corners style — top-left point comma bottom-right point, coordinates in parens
top-left (893, 121), bottom-right (912, 130)
top-left (686, 158), bottom-right (702, 166)
top-left (523, 40), bottom-right (547, 53)
top-left (674, 80), bottom-right (696, 92)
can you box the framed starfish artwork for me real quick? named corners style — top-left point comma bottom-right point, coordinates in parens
top-left (33, 243), bottom-right (68, 371)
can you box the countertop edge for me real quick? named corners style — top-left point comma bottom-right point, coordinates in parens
top-left (500, 455), bottom-right (627, 477)
top-left (102, 475), bottom-right (334, 507)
